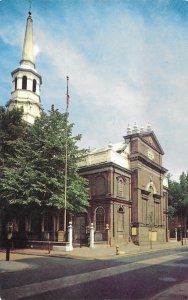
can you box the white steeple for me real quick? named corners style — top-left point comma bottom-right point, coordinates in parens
top-left (21, 12), bottom-right (34, 67)
top-left (6, 11), bottom-right (42, 124)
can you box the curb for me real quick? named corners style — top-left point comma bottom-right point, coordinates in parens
top-left (1, 244), bottom-right (187, 261)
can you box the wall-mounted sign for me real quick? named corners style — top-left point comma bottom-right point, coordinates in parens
top-left (132, 227), bottom-right (137, 236)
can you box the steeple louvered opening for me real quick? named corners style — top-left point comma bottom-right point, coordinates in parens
top-left (15, 77), bottom-right (17, 90)
top-left (22, 76), bottom-right (27, 90)
top-left (32, 79), bottom-right (36, 92)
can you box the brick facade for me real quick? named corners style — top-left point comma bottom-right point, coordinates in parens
top-left (78, 129), bottom-right (168, 245)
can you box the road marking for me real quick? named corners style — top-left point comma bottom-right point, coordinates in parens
top-left (163, 262), bottom-right (188, 268)
top-left (1, 253), bottom-right (186, 299)
top-left (137, 254), bottom-right (183, 265)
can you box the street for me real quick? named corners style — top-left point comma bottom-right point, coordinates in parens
top-left (1, 248), bottom-right (188, 299)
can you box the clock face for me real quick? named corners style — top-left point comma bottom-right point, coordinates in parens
top-left (147, 150), bottom-right (154, 160)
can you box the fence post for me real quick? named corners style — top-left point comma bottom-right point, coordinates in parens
top-left (90, 223), bottom-right (94, 248)
top-left (68, 221), bottom-right (73, 251)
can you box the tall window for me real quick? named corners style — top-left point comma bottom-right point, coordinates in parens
top-left (22, 76), bottom-right (27, 90)
top-left (154, 202), bottom-right (160, 226)
top-left (147, 186), bottom-right (154, 225)
top-left (117, 177), bottom-right (124, 197)
top-left (96, 207), bottom-right (105, 231)
top-left (142, 199), bottom-right (147, 224)
top-left (30, 211), bottom-right (40, 233)
top-left (15, 77), bottom-right (17, 90)
top-left (117, 206), bottom-right (124, 231)
top-left (43, 212), bottom-right (53, 232)
top-left (95, 176), bottom-right (105, 196)
top-left (32, 79), bottom-right (37, 92)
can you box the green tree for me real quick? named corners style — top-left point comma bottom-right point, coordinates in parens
top-left (0, 106), bottom-right (89, 213)
top-left (179, 172), bottom-right (188, 234)
top-left (0, 107), bottom-right (29, 243)
top-left (0, 106), bottom-right (26, 160)
top-left (168, 172), bottom-right (188, 239)
top-left (26, 106), bottom-right (89, 213)
top-left (0, 106), bottom-right (28, 209)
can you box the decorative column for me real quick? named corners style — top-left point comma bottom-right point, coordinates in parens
top-left (67, 221), bottom-right (73, 251)
top-left (90, 223), bottom-right (94, 248)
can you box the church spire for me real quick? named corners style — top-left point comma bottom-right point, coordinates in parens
top-left (6, 11), bottom-right (42, 125)
top-left (20, 11), bottom-right (35, 68)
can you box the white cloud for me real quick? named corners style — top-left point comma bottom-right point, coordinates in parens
top-left (33, 44), bottom-right (40, 58)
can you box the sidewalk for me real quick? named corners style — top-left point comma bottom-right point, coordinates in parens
top-left (1, 240), bottom-right (187, 261)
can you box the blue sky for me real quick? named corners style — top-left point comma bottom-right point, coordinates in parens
top-left (1, 0), bottom-right (188, 180)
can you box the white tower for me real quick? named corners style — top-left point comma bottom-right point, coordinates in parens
top-left (6, 11), bottom-right (42, 124)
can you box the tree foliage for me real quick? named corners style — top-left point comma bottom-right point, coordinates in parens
top-left (0, 106), bottom-right (27, 159)
top-left (168, 172), bottom-right (188, 224)
top-left (0, 106), bottom-right (89, 213)
top-left (0, 106), bottom-right (28, 208)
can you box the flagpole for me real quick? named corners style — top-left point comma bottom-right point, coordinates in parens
top-left (64, 76), bottom-right (69, 241)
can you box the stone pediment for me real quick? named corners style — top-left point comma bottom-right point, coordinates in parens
top-left (141, 189), bottom-right (150, 200)
top-left (140, 132), bottom-right (164, 154)
top-left (141, 189), bottom-right (150, 196)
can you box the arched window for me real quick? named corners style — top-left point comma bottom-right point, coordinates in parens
top-left (96, 207), bottom-right (105, 231)
top-left (15, 77), bottom-right (17, 90)
top-left (117, 176), bottom-right (125, 197)
top-left (117, 178), bottom-right (123, 197)
top-left (22, 76), bottom-right (27, 90)
top-left (95, 176), bottom-right (105, 196)
top-left (32, 79), bottom-right (37, 92)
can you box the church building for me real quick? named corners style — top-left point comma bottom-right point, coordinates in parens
top-left (1, 11), bottom-right (168, 247)
top-left (77, 124), bottom-right (168, 245)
